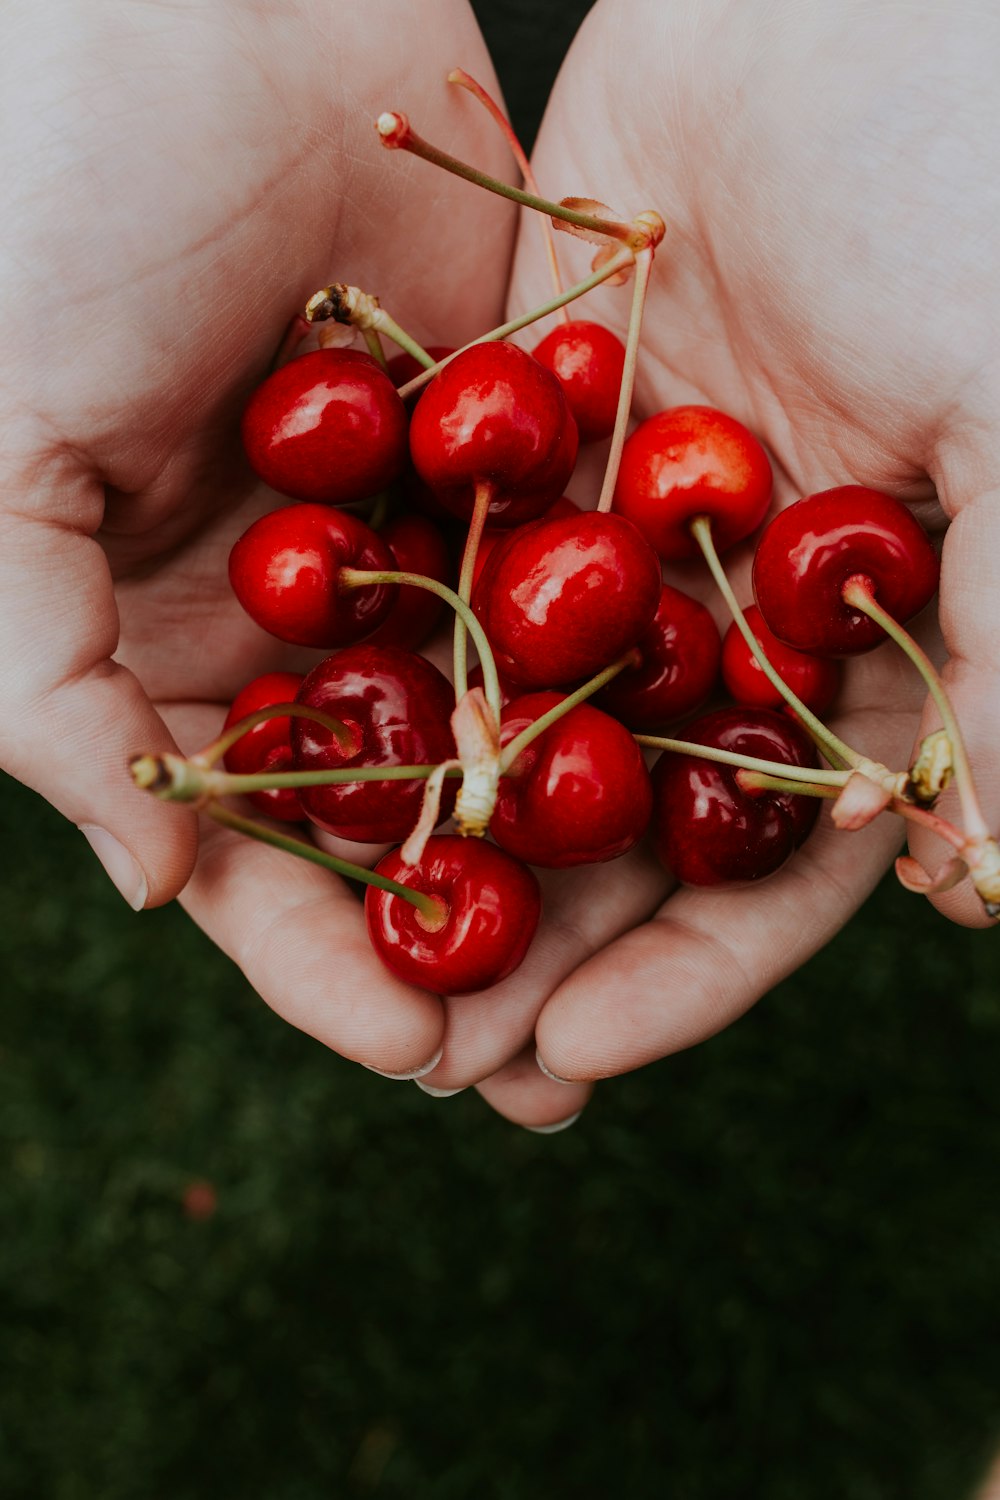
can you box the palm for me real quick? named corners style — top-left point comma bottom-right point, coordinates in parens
top-left (446, 0), bottom-right (1000, 1094)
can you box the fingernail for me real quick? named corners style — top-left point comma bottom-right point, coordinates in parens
top-left (79, 825), bottom-right (148, 911)
top-left (535, 1048), bottom-right (574, 1085)
top-left (523, 1111), bottom-right (582, 1136)
top-left (414, 1080), bottom-right (467, 1098)
top-left (366, 1041), bottom-right (444, 1082)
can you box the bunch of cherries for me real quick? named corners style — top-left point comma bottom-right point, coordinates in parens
top-left (132, 71), bottom-right (999, 999)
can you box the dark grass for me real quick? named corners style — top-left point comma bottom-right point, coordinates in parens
top-left (4, 5), bottom-right (1000, 1494)
top-left (3, 770), bottom-right (1000, 1499)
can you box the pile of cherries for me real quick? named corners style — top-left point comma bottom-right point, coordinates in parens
top-left (132, 75), bottom-right (998, 998)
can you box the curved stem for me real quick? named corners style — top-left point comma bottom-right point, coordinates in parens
top-left (690, 516), bottom-right (866, 771)
top-left (596, 245), bottom-right (655, 513)
top-left (499, 653), bottom-right (639, 773)
top-left (454, 480), bottom-right (494, 704)
top-left (197, 702), bottom-right (358, 765)
top-left (842, 575), bottom-right (990, 840)
top-left (448, 67), bottom-right (568, 321)
top-left (396, 248), bottom-right (635, 404)
top-left (634, 732), bottom-right (849, 786)
top-left (204, 803), bottom-right (445, 921)
top-left (340, 567), bottom-right (502, 727)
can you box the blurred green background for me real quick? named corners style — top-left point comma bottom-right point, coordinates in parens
top-left (3, 3), bottom-right (1000, 1496)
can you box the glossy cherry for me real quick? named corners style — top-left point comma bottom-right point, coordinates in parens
top-left (596, 582), bottom-right (721, 731)
top-left (222, 671), bottom-right (306, 823)
top-left (532, 320), bottom-right (626, 442)
top-left (491, 692), bottom-right (652, 867)
top-left (471, 495), bottom-right (580, 593)
top-left (229, 504), bottom-right (395, 648)
top-left (242, 348), bottom-right (409, 504)
top-left (364, 512), bottom-right (452, 650)
top-left (614, 405), bottom-right (773, 560)
top-left (471, 510), bottom-right (662, 689)
top-left (408, 341), bottom-right (578, 526)
top-left (721, 605), bottom-right (840, 713)
top-left (752, 486), bottom-right (940, 656)
top-left (291, 645), bottom-right (457, 844)
top-left (650, 707), bottom-right (820, 886)
top-left (365, 835), bottom-right (541, 994)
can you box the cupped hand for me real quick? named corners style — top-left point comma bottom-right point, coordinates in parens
top-left (418, 0), bottom-right (1000, 1107)
top-left (0, 0), bottom-right (536, 1084)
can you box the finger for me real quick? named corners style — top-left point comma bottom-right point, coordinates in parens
top-left (0, 455), bottom-right (197, 908)
top-left (906, 480), bottom-right (1000, 928)
top-left (418, 842), bottom-right (668, 1090)
top-left (534, 799), bottom-right (903, 1083)
top-left (473, 1043), bottom-right (593, 1132)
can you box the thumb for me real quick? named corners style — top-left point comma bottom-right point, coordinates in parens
top-left (0, 451), bottom-right (197, 908)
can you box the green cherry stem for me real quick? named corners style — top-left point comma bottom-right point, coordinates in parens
top-left (841, 574), bottom-right (990, 841)
top-left (361, 327), bottom-right (387, 369)
top-left (196, 702), bottom-right (358, 764)
top-left (395, 248), bottom-right (636, 404)
top-left (375, 110), bottom-right (636, 243)
top-left (447, 67), bottom-right (569, 322)
top-left (736, 770), bottom-right (842, 798)
top-left (304, 284), bottom-right (435, 370)
top-left (454, 480), bottom-right (495, 705)
top-left (134, 754), bottom-right (459, 804)
top-left (204, 802), bottom-right (446, 922)
top-left (596, 244), bottom-right (655, 514)
top-left (498, 652), bottom-right (640, 773)
top-left (339, 567), bottom-right (502, 727)
top-left (635, 733), bottom-right (850, 788)
top-left (689, 515), bottom-right (874, 776)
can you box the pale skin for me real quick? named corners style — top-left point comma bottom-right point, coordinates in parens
top-left (2, 0), bottom-right (997, 1131)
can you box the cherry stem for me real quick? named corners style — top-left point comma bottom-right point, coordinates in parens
top-left (454, 480), bottom-right (494, 705)
top-left (841, 575), bottom-right (991, 842)
top-left (634, 732), bottom-right (849, 787)
top-left (204, 802), bottom-right (446, 922)
top-left (689, 515), bottom-right (867, 772)
top-left (736, 770), bottom-right (841, 799)
top-left (596, 245), bottom-right (655, 513)
top-left (447, 67), bottom-right (568, 322)
top-left (133, 752), bottom-right (461, 803)
top-left (376, 111), bottom-right (635, 243)
top-left (396, 248), bottom-right (636, 404)
top-left (339, 567), bottom-right (502, 727)
top-left (200, 702), bottom-right (357, 764)
top-left (497, 651), bottom-right (640, 773)
top-left (305, 284), bottom-right (435, 371)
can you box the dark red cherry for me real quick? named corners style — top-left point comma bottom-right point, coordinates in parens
top-left (222, 671), bottom-right (306, 823)
top-left (471, 495), bottom-right (581, 593)
top-left (532, 320), bottom-right (626, 442)
top-left (614, 405), bottom-right (773, 560)
top-left (366, 835), bottom-right (541, 994)
top-left (721, 605), bottom-right (840, 713)
top-left (471, 510), bottom-right (661, 690)
top-left (364, 513), bottom-right (452, 650)
top-left (596, 582), bottom-right (721, 731)
top-left (491, 692), bottom-right (652, 867)
top-left (291, 645), bottom-right (457, 844)
top-left (229, 504), bottom-right (394, 648)
top-left (241, 348), bottom-right (408, 504)
top-left (650, 707), bottom-right (820, 886)
top-left (752, 486), bottom-right (940, 656)
top-left (408, 341), bottom-right (578, 526)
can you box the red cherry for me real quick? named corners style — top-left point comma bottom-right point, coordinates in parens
top-left (650, 707), bottom-right (820, 886)
top-left (596, 582), bottom-right (721, 731)
top-left (532, 320), bottom-right (626, 442)
top-left (365, 835), bottom-right (541, 994)
top-left (242, 348), bottom-right (409, 504)
top-left (491, 692), bottom-right (652, 867)
top-left (222, 670), bottom-right (307, 822)
top-left (471, 510), bottom-right (661, 689)
top-left (229, 504), bottom-right (394, 648)
top-left (614, 405), bottom-right (773, 560)
top-left (386, 345), bottom-right (455, 399)
top-left (291, 645), bottom-right (457, 844)
top-left (364, 513), bottom-right (452, 650)
top-left (471, 495), bottom-right (581, 593)
top-left (721, 605), bottom-right (840, 713)
top-left (752, 486), bottom-right (940, 656)
top-left (408, 342), bottom-right (578, 526)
